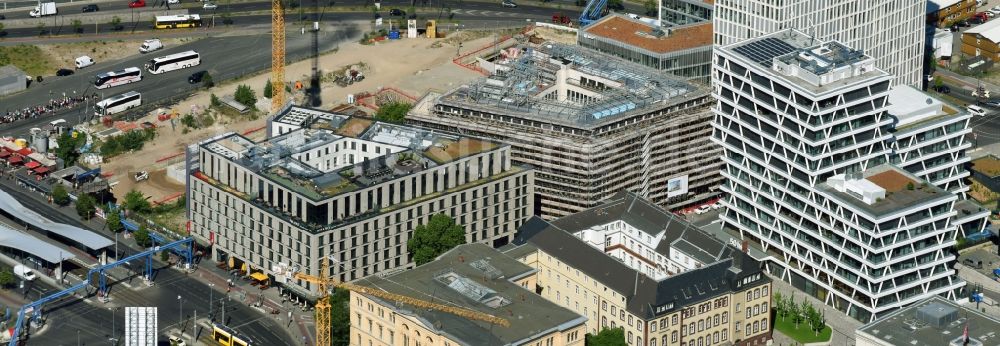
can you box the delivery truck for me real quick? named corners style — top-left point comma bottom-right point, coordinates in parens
top-left (29, 2), bottom-right (57, 17)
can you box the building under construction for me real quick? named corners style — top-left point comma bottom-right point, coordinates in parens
top-left (409, 43), bottom-right (721, 219)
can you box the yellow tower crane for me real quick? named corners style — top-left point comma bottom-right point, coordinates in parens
top-left (271, 0), bottom-right (286, 113)
top-left (293, 258), bottom-right (510, 346)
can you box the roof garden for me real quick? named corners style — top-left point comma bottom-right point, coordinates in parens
top-left (971, 155), bottom-right (1000, 178)
top-left (200, 107), bottom-right (505, 201)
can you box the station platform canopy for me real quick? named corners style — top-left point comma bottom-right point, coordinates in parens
top-left (0, 223), bottom-right (77, 263)
top-left (0, 189), bottom-right (113, 251)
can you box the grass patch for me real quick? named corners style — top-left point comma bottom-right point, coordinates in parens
top-left (0, 44), bottom-right (56, 76)
top-left (773, 316), bottom-right (832, 344)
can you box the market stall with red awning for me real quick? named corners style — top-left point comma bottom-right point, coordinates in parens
top-left (32, 166), bottom-right (50, 175)
top-left (24, 161), bottom-right (40, 169)
top-left (8, 156), bottom-right (23, 164)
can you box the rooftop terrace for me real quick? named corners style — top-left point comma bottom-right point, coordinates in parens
top-left (972, 155), bottom-right (1000, 178)
top-left (201, 107), bottom-right (504, 200)
top-left (583, 15), bottom-right (712, 55)
top-left (437, 43), bottom-right (700, 129)
top-left (821, 165), bottom-right (951, 217)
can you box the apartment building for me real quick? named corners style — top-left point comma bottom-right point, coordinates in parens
top-left (713, 0), bottom-right (926, 87)
top-left (409, 43), bottom-right (722, 220)
top-left (712, 29), bottom-right (974, 322)
top-left (186, 106), bottom-right (534, 295)
top-left (505, 192), bottom-right (772, 346)
top-left (962, 19), bottom-right (1000, 62)
top-left (351, 243), bottom-right (586, 346)
top-left (927, 0), bottom-right (976, 28)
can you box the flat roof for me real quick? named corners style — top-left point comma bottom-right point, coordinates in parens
top-left (820, 165), bottom-right (951, 217)
top-left (857, 296), bottom-right (1000, 346)
top-left (0, 223), bottom-right (77, 263)
top-left (584, 15), bottom-right (712, 54)
top-left (0, 189), bottom-right (113, 251)
top-left (971, 155), bottom-right (1000, 178)
top-left (354, 243), bottom-right (585, 345)
top-left (887, 85), bottom-right (965, 130)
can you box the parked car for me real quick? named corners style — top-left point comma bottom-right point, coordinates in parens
top-left (987, 11), bottom-right (997, 17)
top-left (128, 0), bottom-right (146, 8)
top-left (933, 85), bottom-right (951, 94)
top-left (13, 265), bottom-right (36, 281)
top-left (970, 17), bottom-right (985, 24)
top-left (168, 0), bottom-right (180, 3)
top-left (986, 100), bottom-right (1000, 108)
top-left (389, 8), bottom-right (405, 16)
top-left (167, 336), bottom-right (187, 346)
top-left (501, 0), bottom-right (517, 7)
top-left (74, 55), bottom-right (94, 69)
top-left (968, 104), bottom-right (987, 116)
top-left (188, 70), bottom-right (207, 84)
top-left (56, 68), bottom-right (74, 76)
top-left (694, 205), bottom-right (711, 215)
top-left (203, 2), bottom-right (217, 9)
top-left (710, 201), bottom-right (724, 210)
top-left (82, 4), bottom-right (99, 12)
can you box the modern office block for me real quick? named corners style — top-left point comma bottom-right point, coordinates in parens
top-left (712, 30), bottom-right (968, 322)
top-left (409, 43), bottom-right (722, 220)
top-left (713, 0), bottom-right (927, 87)
top-left (187, 106), bottom-right (534, 295)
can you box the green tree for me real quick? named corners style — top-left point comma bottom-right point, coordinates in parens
top-left (773, 292), bottom-right (785, 320)
top-left (264, 79), bottom-right (274, 99)
top-left (798, 300), bottom-right (809, 327)
top-left (806, 304), bottom-right (825, 336)
top-left (134, 225), bottom-right (152, 248)
top-left (585, 327), bottom-right (627, 346)
top-left (234, 84), bottom-right (257, 109)
top-left (110, 16), bottom-right (123, 31)
top-left (406, 213), bottom-right (465, 266)
top-left (374, 102), bottom-right (412, 124)
top-left (72, 19), bottom-right (83, 33)
top-left (643, 0), bottom-right (656, 16)
top-left (76, 193), bottom-right (96, 220)
top-left (160, 250), bottom-right (169, 262)
top-left (0, 268), bottom-right (14, 288)
top-left (124, 189), bottom-right (152, 214)
top-left (788, 297), bottom-right (800, 327)
top-left (329, 287), bottom-right (351, 346)
top-left (934, 76), bottom-right (943, 90)
top-left (55, 131), bottom-right (86, 165)
top-left (107, 209), bottom-right (124, 233)
top-left (52, 184), bottom-right (70, 205)
top-left (607, 0), bottom-right (624, 10)
top-left (202, 72), bottom-right (215, 88)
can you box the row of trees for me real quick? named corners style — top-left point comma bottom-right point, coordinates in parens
top-left (101, 127), bottom-right (157, 158)
top-left (773, 292), bottom-right (826, 336)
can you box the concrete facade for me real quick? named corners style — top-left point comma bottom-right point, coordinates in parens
top-left (0, 65), bottom-right (27, 96)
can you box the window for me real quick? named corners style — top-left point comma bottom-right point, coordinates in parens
top-left (746, 309), bottom-right (751, 319)
top-left (762, 302), bottom-right (769, 312)
top-left (746, 292), bottom-right (752, 301)
top-left (714, 315), bottom-right (719, 326)
top-left (689, 323), bottom-right (695, 334)
top-left (651, 321), bottom-right (657, 332)
top-left (763, 286), bottom-right (769, 296)
top-left (672, 331), bottom-right (678, 343)
top-left (754, 288), bottom-right (760, 299)
top-left (627, 332), bottom-right (633, 344)
top-left (753, 320), bottom-right (759, 333)
top-left (673, 315), bottom-right (678, 325)
top-left (722, 329), bottom-right (728, 341)
top-left (753, 305), bottom-right (759, 316)
top-left (611, 306), bottom-right (616, 315)
top-left (745, 324), bottom-right (751, 336)
top-left (722, 312), bottom-right (728, 323)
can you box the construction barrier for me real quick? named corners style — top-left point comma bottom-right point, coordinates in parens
top-left (156, 152), bottom-right (184, 163)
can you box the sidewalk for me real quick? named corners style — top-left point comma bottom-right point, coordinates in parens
top-left (767, 274), bottom-right (862, 346)
top-left (935, 68), bottom-right (1000, 93)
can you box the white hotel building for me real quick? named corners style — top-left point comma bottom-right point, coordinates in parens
top-left (186, 106), bottom-right (534, 294)
top-left (711, 30), bottom-right (986, 322)
top-left (712, 0), bottom-right (927, 87)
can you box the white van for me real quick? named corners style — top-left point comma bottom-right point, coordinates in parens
top-left (13, 265), bottom-right (36, 281)
top-left (139, 39), bottom-right (163, 53)
top-left (75, 56), bottom-right (95, 69)
top-left (967, 104), bottom-right (987, 116)
top-left (49, 119), bottom-right (67, 127)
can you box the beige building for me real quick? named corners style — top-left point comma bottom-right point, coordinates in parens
top-left (351, 243), bottom-right (587, 346)
top-left (187, 106), bottom-right (534, 297)
top-left (505, 192), bottom-right (772, 346)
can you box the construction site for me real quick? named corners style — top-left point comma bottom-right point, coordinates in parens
top-left (408, 42), bottom-right (724, 219)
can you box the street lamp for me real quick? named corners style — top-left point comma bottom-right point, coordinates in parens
top-left (177, 295), bottom-right (184, 331)
top-left (209, 283), bottom-right (215, 319)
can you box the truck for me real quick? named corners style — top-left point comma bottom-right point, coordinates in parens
top-left (29, 2), bottom-right (57, 17)
top-left (139, 39), bottom-right (163, 53)
top-left (13, 265), bottom-right (36, 281)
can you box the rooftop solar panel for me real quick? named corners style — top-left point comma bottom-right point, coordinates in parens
top-left (733, 37), bottom-right (798, 67)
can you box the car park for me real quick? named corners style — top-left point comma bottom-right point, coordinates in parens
top-left (56, 68), bottom-right (74, 76)
top-left (82, 4), bottom-right (99, 12)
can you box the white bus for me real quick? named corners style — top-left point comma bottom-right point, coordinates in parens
top-left (94, 67), bottom-right (143, 89)
top-left (95, 91), bottom-right (142, 117)
top-left (145, 50), bottom-right (200, 74)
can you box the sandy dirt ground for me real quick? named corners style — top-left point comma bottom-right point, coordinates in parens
top-left (100, 32), bottom-right (502, 203)
top-left (37, 38), bottom-right (195, 71)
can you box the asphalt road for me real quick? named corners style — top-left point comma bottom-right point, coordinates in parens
top-left (0, 27), bottom-right (351, 137)
top-left (934, 79), bottom-right (1000, 147)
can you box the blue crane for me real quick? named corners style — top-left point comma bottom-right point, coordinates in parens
top-left (7, 237), bottom-right (195, 346)
top-left (579, 0), bottom-right (611, 27)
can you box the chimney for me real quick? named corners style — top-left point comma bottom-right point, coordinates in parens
top-left (741, 240), bottom-right (749, 253)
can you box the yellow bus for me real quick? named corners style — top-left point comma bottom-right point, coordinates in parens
top-left (154, 14), bottom-right (202, 29)
top-left (211, 323), bottom-right (252, 346)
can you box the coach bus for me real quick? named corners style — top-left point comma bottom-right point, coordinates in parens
top-left (154, 14), bottom-right (202, 29)
top-left (94, 67), bottom-right (142, 89)
top-left (145, 50), bottom-right (201, 74)
top-left (212, 323), bottom-right (251, 346)
top-left (94, 91), bottom-right (142, 117)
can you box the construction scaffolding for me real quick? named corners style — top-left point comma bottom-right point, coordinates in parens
top-left (444, 43), bottom-right (694, 128)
